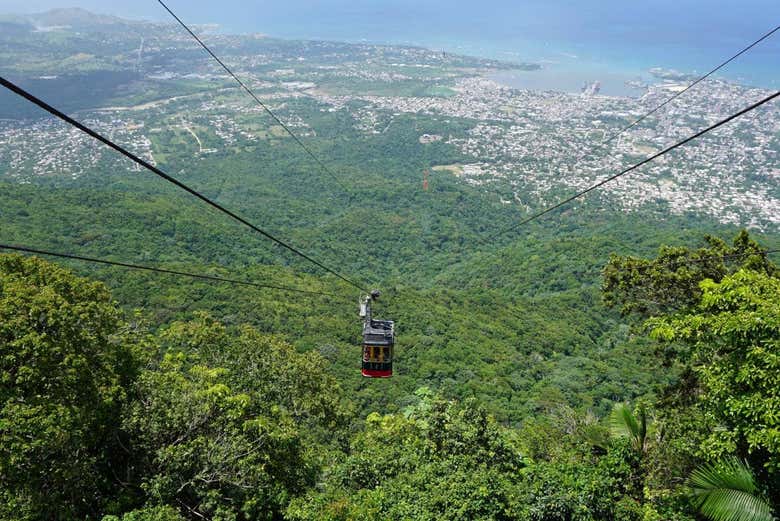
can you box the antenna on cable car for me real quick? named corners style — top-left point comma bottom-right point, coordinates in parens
top-left (359, 290), bottom-right (395, 378)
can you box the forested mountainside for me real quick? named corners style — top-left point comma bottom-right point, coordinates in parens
top-left (1, 8), bottom-right (778, 521)
top-left (2, 234), bottom-right (778, 520)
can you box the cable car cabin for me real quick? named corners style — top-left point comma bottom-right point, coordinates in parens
top-left (362, 318), bottom-right (394, 378)
top-left (359, 291), bottom-right (395, 378)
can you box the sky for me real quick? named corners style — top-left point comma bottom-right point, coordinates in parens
top-left (2, 0), bottom-right (778, 87)
top-left (3, 0), bottom-right (779, 42)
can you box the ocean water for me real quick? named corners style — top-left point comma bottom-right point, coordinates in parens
top-left (204, 0), bottom-right (780, 92)
top-left (7, 0), bottom-right (780, 91)
top-left (431, 33), bottom-right (779, 95)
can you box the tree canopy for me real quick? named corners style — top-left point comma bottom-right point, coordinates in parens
top-left (0, 229), bottom-right (777, 520)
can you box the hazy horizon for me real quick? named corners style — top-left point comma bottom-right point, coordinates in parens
top-left (3, 1), bottom-right (779, 89)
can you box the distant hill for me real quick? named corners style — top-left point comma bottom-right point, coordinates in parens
top-left (0, 7), bottom-right (139, 33)
top-left (36, 7), bottom-right (123, 25)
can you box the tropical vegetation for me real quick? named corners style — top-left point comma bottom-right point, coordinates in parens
top-left (1, 228), bottom-right (777, 519)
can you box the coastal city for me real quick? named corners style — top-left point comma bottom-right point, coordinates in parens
top-left (1, 14), bottom-right (778, 229)
top-left (2, 6), bottom-right (780, 521)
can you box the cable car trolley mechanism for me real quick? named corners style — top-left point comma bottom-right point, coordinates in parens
top-left (359, 290), bottom-right (395, 378)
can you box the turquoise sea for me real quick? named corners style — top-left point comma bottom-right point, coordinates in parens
top-left (7, 0), bottom-right (780, 93)
top-left (407, 34), bottom-right (779, 96)
top-left (196, 0), bottom-right (780, 93)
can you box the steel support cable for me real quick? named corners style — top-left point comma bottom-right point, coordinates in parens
top-left (484, 26), bottom-right (779, 245)
top-left (156, 0), bottom-right (353, 199)
top-left (0, 76), bottom-right (369, 293)
top-left (602, 24), bottom-right (780, 147)
top-left (0, 243), bottom-right (351, 299)
top-left (482, 90), bottom-right (780, 243)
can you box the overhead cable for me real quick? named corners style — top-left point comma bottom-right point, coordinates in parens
top-left (483, 90), bottom-right (780, 242)
top-left (0, 76), bottom-right (369, 293)
top-left (157, 0), bottom-right (353, 198)
top-left (0, 243), bottom-right (349, 299)
top-left (602, 25), bottom-right (780, 146)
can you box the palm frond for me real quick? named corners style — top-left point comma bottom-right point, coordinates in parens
top-left (689, 458), bottom-right (775, 521)
top-left (609, 403), bottom-right (638, 438)
top-left (609, 402), bottom-right (645, 452)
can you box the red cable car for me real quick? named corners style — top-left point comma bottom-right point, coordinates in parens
top-left (360, 291), bottom-right (395, 378)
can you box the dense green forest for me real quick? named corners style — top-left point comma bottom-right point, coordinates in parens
top-left (1, 230), bottom-right (778, 520)
top-left (1, 11), bottom-right (779, 519)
